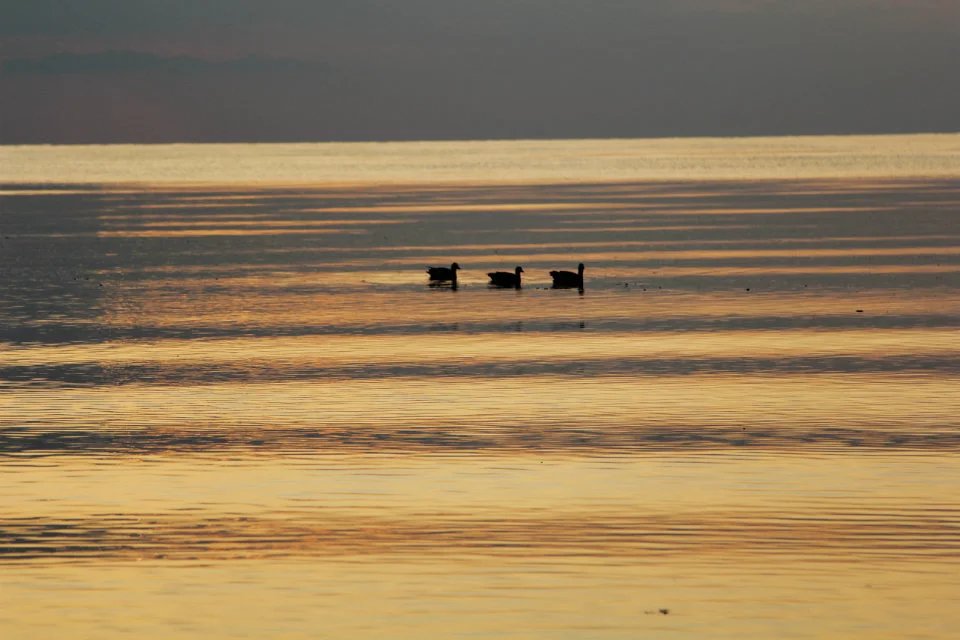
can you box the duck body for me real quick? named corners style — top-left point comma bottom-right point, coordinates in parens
top-left (427, 262), bottom-right (460, 282)
top-left (550, 263), bottom-right (585, 289)
top-left (488, 266), bottom-right (524, 288)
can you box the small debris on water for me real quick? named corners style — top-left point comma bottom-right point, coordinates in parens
top-left (856, 309), bottom-right (863, 313)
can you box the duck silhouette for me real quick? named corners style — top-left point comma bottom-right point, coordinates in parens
top-left (488, 266), bottom-right (524, 288)
top-left (426, 262), bottom-right (461, 284)
top-left (550, 263), bottom-right (585, 289)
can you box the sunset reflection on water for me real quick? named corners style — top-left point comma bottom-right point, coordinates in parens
top-left (2, 137), bottom-right (960, 638)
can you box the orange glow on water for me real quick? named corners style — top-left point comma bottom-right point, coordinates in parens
top-left (2, 137), bottom-right (960, 639)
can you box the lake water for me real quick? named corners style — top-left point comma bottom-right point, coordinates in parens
top-left (2, 135), bottom-right (960, 638)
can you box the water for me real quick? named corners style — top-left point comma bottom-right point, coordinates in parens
top-left (2, 135), bottom-right (960, 638)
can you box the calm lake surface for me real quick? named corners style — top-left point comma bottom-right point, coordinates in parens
top-left (2, 135), bottom-right (960, 638)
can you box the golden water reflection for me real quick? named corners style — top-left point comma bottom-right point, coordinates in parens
top-left (2, 160), bottom-right (960, 638)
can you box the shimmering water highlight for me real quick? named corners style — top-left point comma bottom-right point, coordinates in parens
top-left (2, 136), bottom-right (959, 639)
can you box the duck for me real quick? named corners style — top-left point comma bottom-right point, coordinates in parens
top-left (426, 262), bottom-right (461, 283)
top-left (550, 263), bottom-right (585, 289)
top-left (488, 266), bottom-right (524, 288)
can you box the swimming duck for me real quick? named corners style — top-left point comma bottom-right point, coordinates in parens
top-left (488, 266), bottom-right (524, 288)
top-left (550, 263), bottom-right (585, 289)
top-left (426, 262), bottom-right (461, 283)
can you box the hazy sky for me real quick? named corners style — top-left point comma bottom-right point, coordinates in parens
top-left (1, 1), bottom-right (958, 143)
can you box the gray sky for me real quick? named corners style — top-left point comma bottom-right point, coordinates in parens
top-left (1, 1), bottom-right (958, 143)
